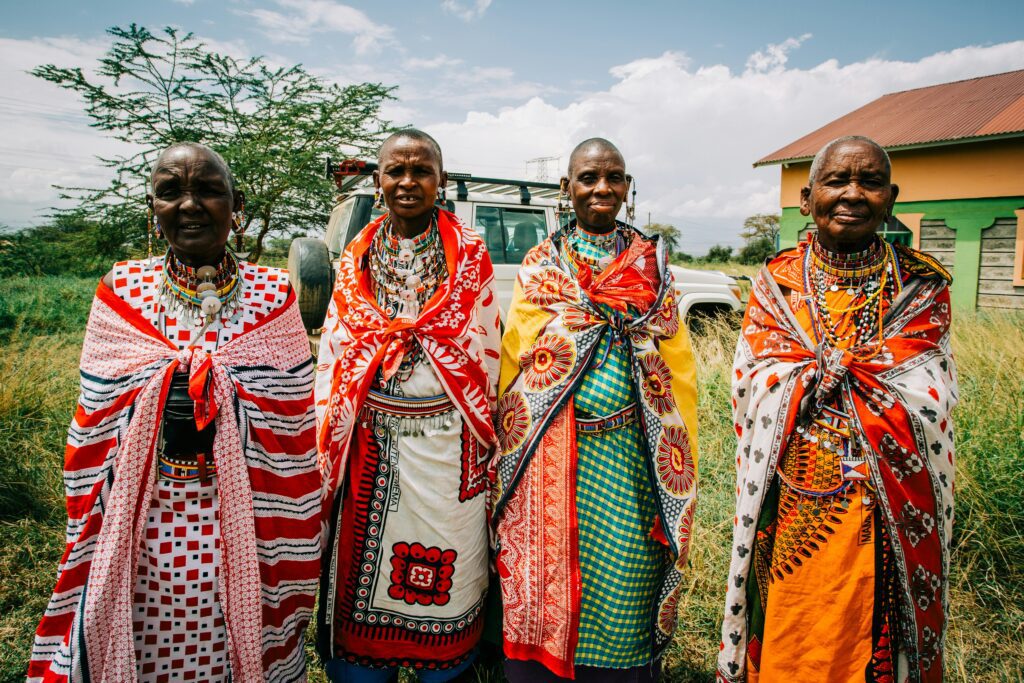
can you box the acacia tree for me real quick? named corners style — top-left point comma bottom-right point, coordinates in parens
top-left (642, 222), bottom-right (681, 255)
top-left (33, 24), bottom-right (396, 261)
top-left (740, 213), bottom-right (781, 244)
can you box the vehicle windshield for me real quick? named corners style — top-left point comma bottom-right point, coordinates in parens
top-left (327, 194), bottom-right (386, 255)
top-left (475, 206), bottom-right (547, 264)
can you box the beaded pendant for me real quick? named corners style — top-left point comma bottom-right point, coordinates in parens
top-left (160, 251), bottom-right (242, 328)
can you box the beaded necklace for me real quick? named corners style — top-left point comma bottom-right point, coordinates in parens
top-left (159, 250), bottom-right (242, 329)
top-left (803, 235), bottom-right (902, 360)
top-left (566, 222), bottom-right (628, 272)
top-left (368, 213), bottom-right (447, 321)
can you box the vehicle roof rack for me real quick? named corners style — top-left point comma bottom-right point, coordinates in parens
top-left (325, 158), bottom-right (561, 204)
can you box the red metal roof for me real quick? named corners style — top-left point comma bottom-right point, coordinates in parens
top-left (755, 69), bottom-right (1024, 166)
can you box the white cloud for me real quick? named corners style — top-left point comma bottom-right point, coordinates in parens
top-left (429, 40), bottom-right (1024, 251)
top-left (244, 0), bottom-right (394, 54)
top-left (440, 0), bottom-right (492, 22)
top-left (745, 33), bottom-right (812, 73)
top-left (0, 36), bottom-right (136, 226)
top-left (316, 57), bottom-right (551, 115)
top-left (403, 54), bottom-right (464, 70)
top-left (171, 0), bottom-right (196, 5)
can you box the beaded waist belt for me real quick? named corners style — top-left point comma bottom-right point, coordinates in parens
top-left (159, 453), bottom-right (216, 482)
top-left (575, 404), bottom-right (638, 434)
top-left (361, 390), bottom-right (457, 438)
top-left (363, 389), bottom-right (455, 418)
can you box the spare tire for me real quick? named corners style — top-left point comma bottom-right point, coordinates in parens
top-left (288, 238), bottom-right (333, 331)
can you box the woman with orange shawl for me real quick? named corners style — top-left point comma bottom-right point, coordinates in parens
top-left (493, 138), bottom-right (699, 681)
top-left (315, 130), bottom-right (500, 682)
top-left (718, 136), bottom-right (957, 683)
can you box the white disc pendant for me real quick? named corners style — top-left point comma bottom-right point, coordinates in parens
top-left (201, 294), bottom-right (222, 316)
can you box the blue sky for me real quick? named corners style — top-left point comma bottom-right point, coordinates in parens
top-left (2, 0), bottom-right (1023, 251)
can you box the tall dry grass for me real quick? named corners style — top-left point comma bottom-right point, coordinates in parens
top-left (0, 276), bottom-right (1020, 682)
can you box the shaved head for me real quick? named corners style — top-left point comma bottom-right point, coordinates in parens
top-left (378, 128), bottom-right (443, 169)
top-left (567, 138), bottom-right (624, 177)
top-left (152, 142), bottom-right (235, 194)
top-left (808, 135), bottom-right (890, 185)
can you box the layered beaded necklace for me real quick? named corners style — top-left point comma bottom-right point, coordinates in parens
top-left (566, 221), bottom-right (628, 272)
top-left (368, 214), bottom-right (447, 321)
top-left (160, 250), bottom-right (242, 330)
top-left (803, 235), bottom-right (902, 361)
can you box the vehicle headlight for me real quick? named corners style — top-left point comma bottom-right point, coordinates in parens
top-left (729, 284), bottom-right (742, 301)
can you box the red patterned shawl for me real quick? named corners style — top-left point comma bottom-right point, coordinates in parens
top-left (314, 209), bottom-right (500, 513)
top-left (717, 265), bottom-right (958, 683)
top-left (29, 283), bottom-right (321, 683)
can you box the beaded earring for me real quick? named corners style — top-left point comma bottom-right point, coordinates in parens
top-left (232, 200), bottom-right (246, 252)
top-left (374, 188), bottom-right (384, 210)
top-left (147, 205), bottom-right (156, 258)
top-left (436, 186), bottom-right (447, 206)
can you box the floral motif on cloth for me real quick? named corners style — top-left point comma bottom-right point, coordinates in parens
top-left (717, 245), bottom-right (958, 683)
top-left (389, 542), bottom-right (459, 606)
top-left (28, 262), bottom-right (322, 683)
top-left (314, 209), bottom-right (500, 669)
top-left (493, 223), bottom-right (700, 677)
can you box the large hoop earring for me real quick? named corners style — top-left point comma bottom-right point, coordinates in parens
top-left (624, 175), bottom-right (637, 227)
top-left (556, 184), bottom-right (571, 225)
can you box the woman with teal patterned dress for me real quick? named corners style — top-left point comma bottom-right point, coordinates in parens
top-left (492, 138), bottom-right (700, 681)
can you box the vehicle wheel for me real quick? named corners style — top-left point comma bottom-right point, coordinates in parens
top-left (288, 238), bottom-right (333, 331)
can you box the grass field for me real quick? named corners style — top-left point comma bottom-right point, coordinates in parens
top-left (0, 275), bottom-right (1021, 682)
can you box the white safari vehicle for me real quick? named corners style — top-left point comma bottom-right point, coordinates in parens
top-left (288, 160), bottom-right (744, 339)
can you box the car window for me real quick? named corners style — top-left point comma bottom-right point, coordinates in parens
top-left (474, 206), bottom-right (546, 264)
top-left (325, 197), bottom-right (357, 256)
top-left (341, 195), bottom-right (382, 251)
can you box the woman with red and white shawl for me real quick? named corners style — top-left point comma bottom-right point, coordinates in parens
top-left (314, 130), bottom-right (501, 682)
top-left (717, 137), bottom-right (957, 683)
top-left (28, 142), bottom-right (322, 682)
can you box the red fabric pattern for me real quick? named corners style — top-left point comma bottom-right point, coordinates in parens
top-left (29, 281), bottom-right (321, 683)
top-left (575, 237), bottom-right (658, 313)
top-left (497, 405), bottom-right (580, 679)
top-left (317, 209), bottom-right (497, 512)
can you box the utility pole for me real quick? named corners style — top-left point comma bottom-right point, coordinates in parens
top-left (526, 156), bottom-right (560, 182)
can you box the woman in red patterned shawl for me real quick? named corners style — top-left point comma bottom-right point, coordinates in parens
top-left (718, 136), bottom-right (958, 683)
top-left (28, 142), bottom-right (322, 682)
top-left (314, 130), bottom-right (501, 683)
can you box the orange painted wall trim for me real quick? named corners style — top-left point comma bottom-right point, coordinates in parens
top-left (778, 138), bottom-right (1024, 208)
top-left (1014, 209), bottom-right (1024, 287)
top-left (895, 213), bottom-right (925, 250)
